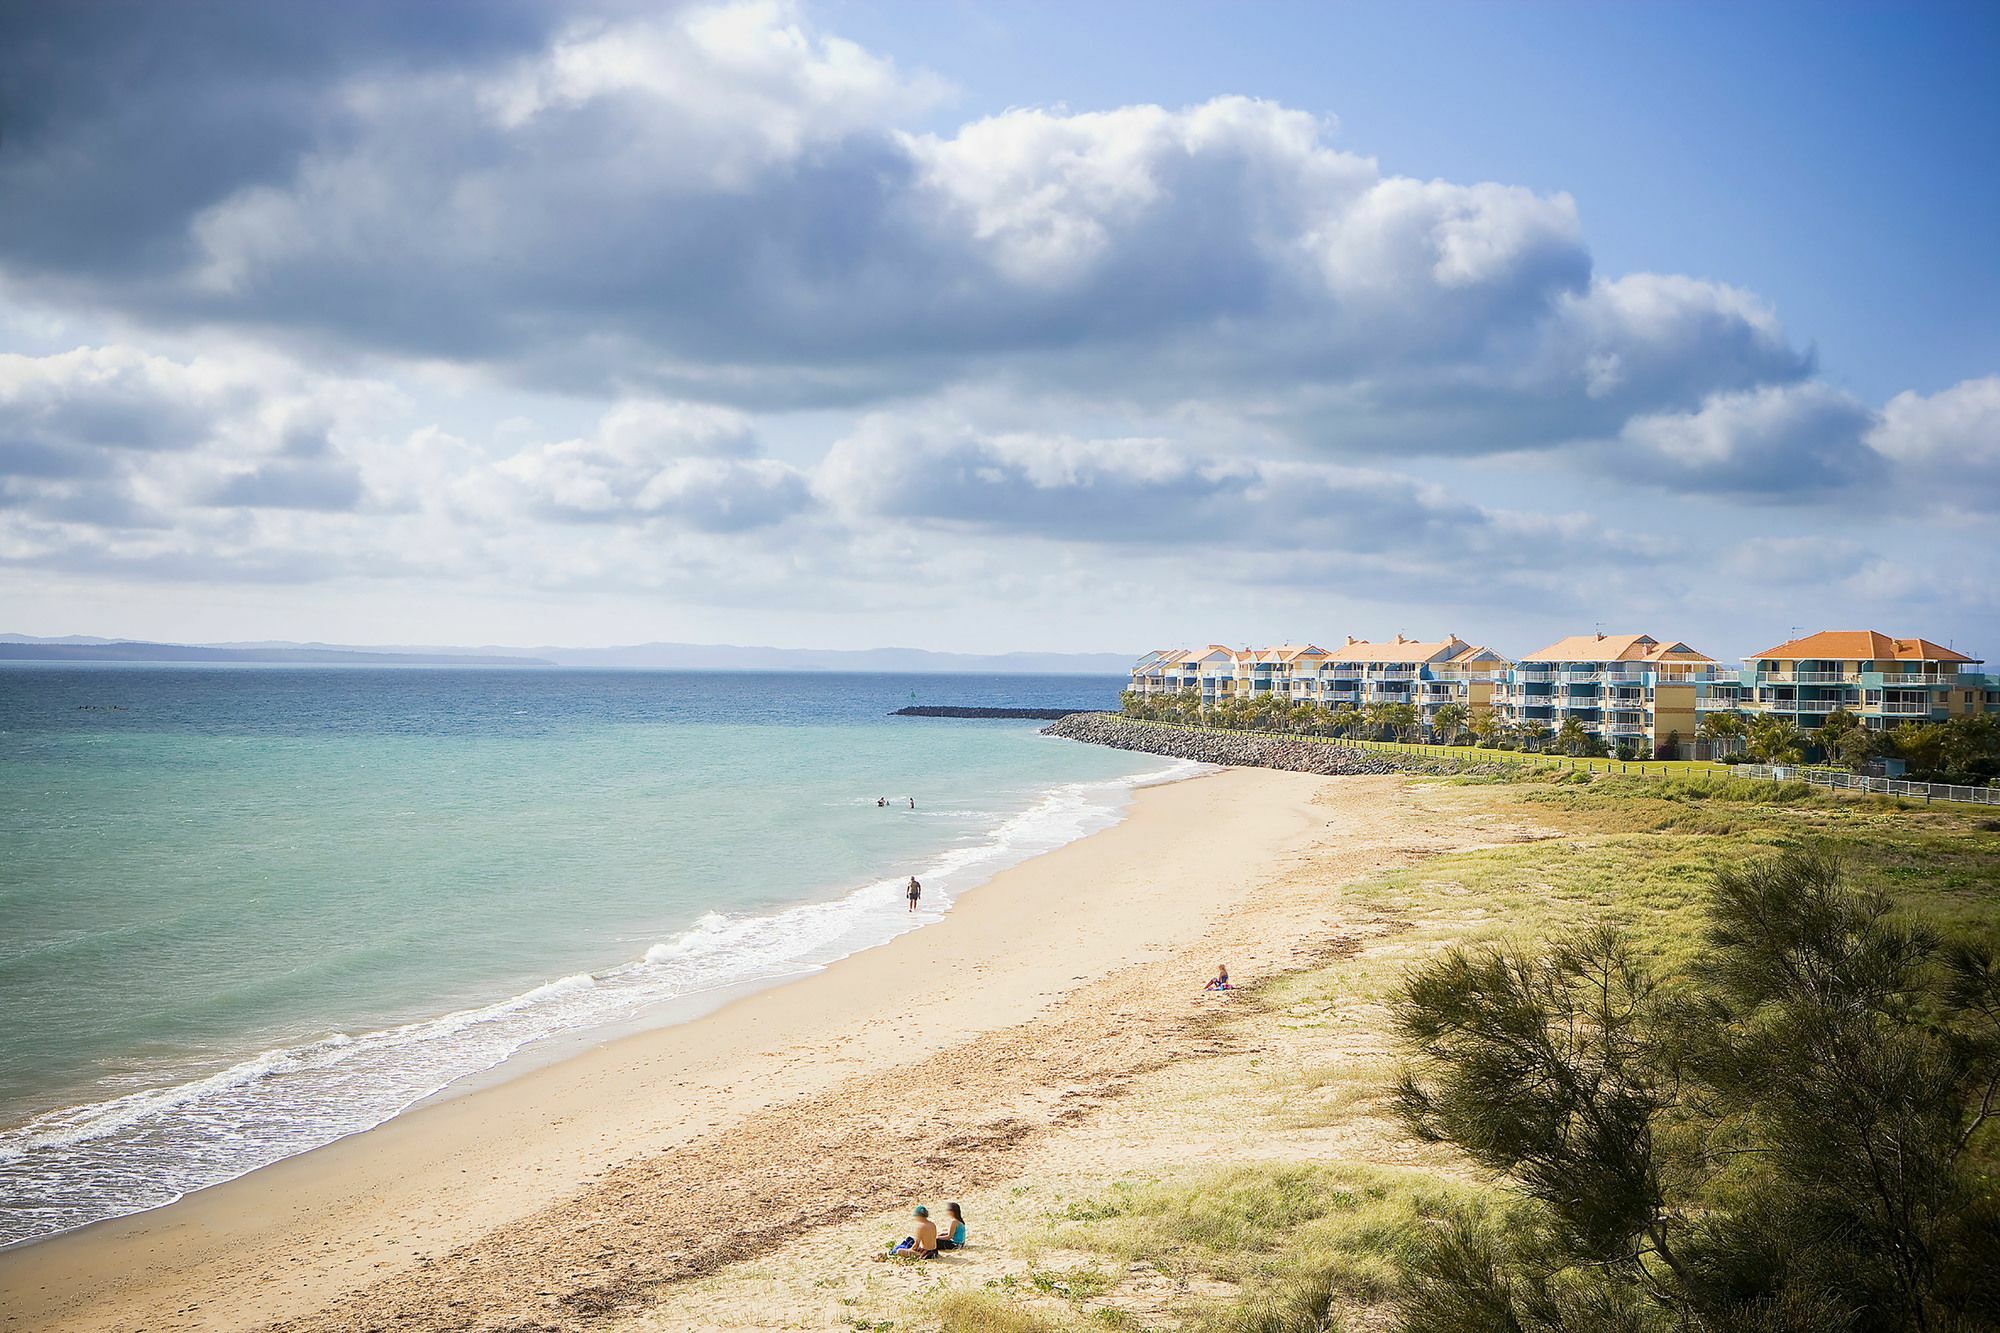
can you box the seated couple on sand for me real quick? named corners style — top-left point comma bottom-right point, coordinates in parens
top-left (882, 1202), bottom-right (966, 1259)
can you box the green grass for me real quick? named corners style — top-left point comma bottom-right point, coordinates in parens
top-left (910, 773), bottom-right (2000, 1332)
top-left (933, 1291), bottom-right (1070, 1332)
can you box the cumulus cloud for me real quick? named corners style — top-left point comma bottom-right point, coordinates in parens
top-left (1868, 375), bottom-right (2000, 508)
top-left (0, 347), bottom-right (232, 460)
top-left (1, 0), bottom-right (1815, 451)
top-left (493, 402), bottom-right (812, 529)
top-left (0, 0), bottom-right (1993, 649)
top-left (0, 346), bottom-right (382, 529)
top-left (1611, 381), bottom-right (1881, 497)
top-left (818, 416), bottom-right (1624, 581)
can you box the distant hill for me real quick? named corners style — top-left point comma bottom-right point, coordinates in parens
top-left (517, 642), bottom-right (1134, 674)
top-left (0, 638), bottom-right (551, 666)
top-left (0, 635), bottom-right (1133, 674)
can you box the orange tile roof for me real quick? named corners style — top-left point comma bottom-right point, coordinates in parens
top-left (1747, 630), bottom-right (1976, 664)
top-left (1325, 634), bottom-right (1470, 664)
top-left (1521, 633), bottom-right (1713, 664)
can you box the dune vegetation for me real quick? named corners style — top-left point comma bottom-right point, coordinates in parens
top-left (913, 771), bottom-right (2000, 1333)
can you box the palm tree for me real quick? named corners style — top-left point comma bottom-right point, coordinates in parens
top-left (1467, 708), bottom-right (1502, 748)
top-left (1431, 702), bottom-right (1469, 746)
top-left (1744, 714), bottom-right (1806, 765)
top-left (1379, 702), bottom-right (1422, 742)
top-left (1815, 709), bottom-right (1876, 773)
top-left (1697, 711), bottom-right (1746, 759)
top-left (1328, 704), bottom-right (1363, 737)
top-left (1555, 716), bottom-right (1592, 756)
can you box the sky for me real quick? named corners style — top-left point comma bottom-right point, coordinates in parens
top-left (1, 0), bottom-right (1995, 660)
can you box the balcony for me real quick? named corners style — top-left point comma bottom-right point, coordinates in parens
top-left (1882, 701), bottom-right (1937, 716)
top-left (1755, 670), bottom-right (1858, 685)
top-left (1870, 673), bottom-right (1961, 686)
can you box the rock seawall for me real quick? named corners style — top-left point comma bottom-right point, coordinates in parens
top-left (1041, 712), bottom-right (1408, 776)
top-left (892, 706), bottom-right (1085, 720)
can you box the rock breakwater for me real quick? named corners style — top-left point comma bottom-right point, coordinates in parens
top-left (1041, 713), bottom-right (1409, 776)
top-left (892, 706), bottom-right (1086, 720)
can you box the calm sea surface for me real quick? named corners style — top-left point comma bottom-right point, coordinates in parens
top-left (0, 666), bottom-right (1179, 1245)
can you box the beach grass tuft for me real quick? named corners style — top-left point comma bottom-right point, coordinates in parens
top-left (932, 1288), bottom-right (1073, 1332)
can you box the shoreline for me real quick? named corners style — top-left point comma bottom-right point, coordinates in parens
top-left (0, 763), bottom-right (1335, 1332)
top-left (0, 747), bottom-right (1198, 1253)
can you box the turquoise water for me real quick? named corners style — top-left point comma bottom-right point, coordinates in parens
top-left (0, 667), bottom-right (1179, 1244)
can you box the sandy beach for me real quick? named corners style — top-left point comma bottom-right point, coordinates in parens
top-left (0, 765), bottom-right (1500, 1332)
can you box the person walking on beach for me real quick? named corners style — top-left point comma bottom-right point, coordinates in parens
top-left (906, 876), bottom-right (922, 911)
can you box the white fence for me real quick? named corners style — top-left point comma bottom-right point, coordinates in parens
top-left (1733, 764), bottom-right (2000, 806)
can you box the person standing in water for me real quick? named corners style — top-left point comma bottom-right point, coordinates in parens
top-left (908, 796), bottom-right (916, 810)
top-left (906, 876), bottom-right (922, 911)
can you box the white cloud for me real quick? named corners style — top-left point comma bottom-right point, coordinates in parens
top-left (1868, 375), bottom-right (2000, 508)
top-left (493, 401), bottom-right (811, 529)
top-left (1612, 381), bottom-right (1879, 497)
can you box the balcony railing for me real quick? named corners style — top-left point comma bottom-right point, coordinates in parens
top-left (1754, 670), bottom-right (1858, 684)
top-left (1883, 701), bottom-right (1936, 716)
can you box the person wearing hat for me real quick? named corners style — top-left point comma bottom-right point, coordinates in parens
top-left (887, 1204), bottom-right (939, 1258)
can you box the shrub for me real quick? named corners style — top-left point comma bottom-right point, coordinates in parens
top-left (1390, 848), bottom-right (2000, 1331)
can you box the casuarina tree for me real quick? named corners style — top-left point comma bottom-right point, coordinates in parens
top-left (1390, 849), bottom-right (2000, 1332)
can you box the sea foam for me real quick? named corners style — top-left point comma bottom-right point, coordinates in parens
top-left (0, 756), bottom-right (1201, 1247)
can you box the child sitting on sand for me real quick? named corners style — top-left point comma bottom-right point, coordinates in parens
top-left (880, 1204), bottom-right (939, 1260)
top-left (1204, 963), bottom-right (1233, 991)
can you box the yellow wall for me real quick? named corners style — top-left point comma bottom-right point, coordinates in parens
top-left (1652, 684), bottom-right (1697, 754)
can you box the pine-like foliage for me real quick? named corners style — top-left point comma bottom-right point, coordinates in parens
top-left (1391, 849), bottom-right (2000, 1332)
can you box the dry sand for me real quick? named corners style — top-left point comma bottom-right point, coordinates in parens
top-left (0, 765), bottom-right (1503, 1332)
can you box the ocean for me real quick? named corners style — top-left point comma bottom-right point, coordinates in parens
top-left (0, 666), bottom-right (1182, 1246)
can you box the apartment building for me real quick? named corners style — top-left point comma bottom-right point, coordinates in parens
top-left (1129, 628), bottom-right (1998, 754)
top-left (1128, 646), bottom-right (1238, 701)
top-left (1312, 636), bottom-right (1509, 722)
top-left (1741, 631), bottom-right (2000, 729)
top-left (1241, 644), bottom-right (1330, 698)
top-left (1491, 633), bottom-right (1726, 757)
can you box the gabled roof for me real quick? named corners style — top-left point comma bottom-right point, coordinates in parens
top-left (1747, 630), bottom-right (1976, 665)
top-left (1440, 643), bottom-right (1511, 667)
top-left (1521, 633), bottom-right (1713, 664)
top-left (1325, 634), bottom-right (1471, 664)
